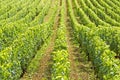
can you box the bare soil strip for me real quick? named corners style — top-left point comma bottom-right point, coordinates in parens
top-left (65, 0), bottom-right (97, 80)
top-left (21, 0), bottom-right (60, 80)
top-left (32, 22), bottom-right (57, 80)
top-left (31, 7), bottom-right (60, 80)
top-left (66, 25), bottom-right (80, 80)
top-left (65, 0), bottom-right (79, 80)
top-left (66, 14), bottom-right (96, 80)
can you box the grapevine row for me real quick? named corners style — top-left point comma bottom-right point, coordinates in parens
top-left (0, 0), bottom-right (58, 79)
top-left (68, 0), bottom-right (120, 79)
top-left (74, 0), bottom-right (120, 56)
top-left (0, 0), bottom-right (32, 21)
top-left (0, 0), bottom-right (50, 51)
top-left (90, 0), bottom-right (120, 23)
top-left (96, 0), bottom-right (120, 16)
top-left (52, 0), bottom-right (70, 79)
top-left (78, 0), bottom-right (111, 27)
top-left (84, 0), bottom-right (120, 26)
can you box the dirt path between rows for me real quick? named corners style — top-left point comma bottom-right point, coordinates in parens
top-left (32, 17), bottom-right (58, 79)
top-left (65, 0), bottom-right (97, 80)
top-left (65, 0), bottom-right (79, 79)
top-left (21, 0), bottom-right (60, 80)
top-left (31, 3), bottom-right (60, 80)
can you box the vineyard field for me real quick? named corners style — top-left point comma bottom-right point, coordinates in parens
top-left (0, 0), bottom-right (120, 80)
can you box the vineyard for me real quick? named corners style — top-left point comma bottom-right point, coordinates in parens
top-left (0, 0), bottom-right (120, 80)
